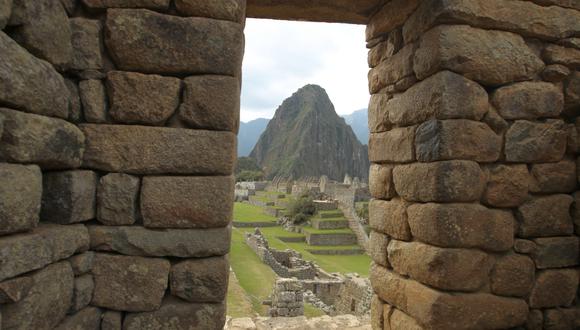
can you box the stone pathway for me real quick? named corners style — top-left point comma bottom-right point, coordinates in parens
top-left (225, 315), bottom-right (371, 330)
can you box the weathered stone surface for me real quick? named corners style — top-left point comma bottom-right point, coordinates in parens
top-left (388, 240), bottom-right (492, 292)
top-left (70, 18), bottom-right (103, 72)
top-left (368, 43), bottom-right (415, 94)
top-left (530, 237), bottom-right (580, 269)
top-left (88, 225), bottom-right (231, 257)
top-left (55, 307), bottom-right (102, 330)
top-left (369, 199), bottom-right (411, 241)
top-left (365, 0), bottom-right (419, 40)
top-left (79, 79), bottom-right (107, 123)
top-left (371, 265), bottom-right (528, 330)
top-left (531, 0), bottom-right (580, 10)
top-left (565, 71), bottom-right (580, 112)
top-left (368, 93), bottom-right (392, 133)
top-left (370, 295), bottom-right (384, 330)
top-left (368, 29), bottom-right (403, 68)
top-left (574, 191), bottom-right (580, 234)
top-left (124, 297), bottom-right (226, 330)
top-left (517, 195), bottom-right (573, 238)
top-left (1, 262), bottom-right (74, 330)
top-left (544, 44), bottom-right (580, 69)
top-left (141, 176), bottom-right (234, 229)
top-left (179, 75), bottom-right (240, 132)
top-left (386, 71), bottom-right (489, 127)
top-left (0, 33), bottom-right (69, 118)
top-left (415, 119), bottom-right (501, 163)
top-left (529, 269), bottom-right (578, 308)
top-left (0, 108), bottom-right (85, 169)
top-left (81, 124), bottom-right (235, 175)
top-left (107, 71), bottom-right (180, 125)
top-left (101, 311), bottom-right (122, 330)
top-left (0, 224), bottom-right (89, 281)
top-left (70, 275), bottom-right (94, 313)
top-left (526, 309), bottom-right (543, 330)
top-left (414, 25), bottom-right (544, 86)
top-left (68, 251), bottom-right (95, 276)
top-left (369, 127), bottom-right (415, 163)
top-left (91, 253), bottom-right (169, 312)
top-left (369, 164), bottom-right (396, 200)
top-left (389, 309), bottom-right (423, 330)
top-left (491, 254), bottom-right (535, 298)
top-left (483, 106), bottom-right (509, 135)
top-left (530, 159), bottom-right (577, 193)
top-left (0, 163), bottom-right (41, 236)
top-left (542, 64), bottom-right (571, 82)
top-left (170, 256), bottom-right (228, 303)
top-left (9, 0), bottom-right (72, 68)
top-left (175, 0), bottom-right (245, 22)
top-left (544, 308), bottom-right (580, 330)
top-left (0, 276), bottom-right (32, 304)
top-left (65, 79), bottom-right (83, 123)
top-left (97, 173), bottom-right (140, 226)
top-left (492, 82), bottom-right (564, 120)
top-left (82, 0), bottom-right (170, 9)
top-left (369, 231), bottom-right (389, 267)
top-left (505, 120), bottom-right (567, 163)
top-left (105, 9), bottom-right (243, 75)
top-left (0, 0), bottom-right (11, 28)
top-left (393, 161), bottom-right (485, 203)
top-left (41, 170), bottom-right (97, 224)
top-left (483, 164), bottom-right (530, 208)
top-left (407, 203), bottom-right (514, 252)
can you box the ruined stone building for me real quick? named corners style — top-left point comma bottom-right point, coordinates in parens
top-left (0, 0), bottom-right (579, 329)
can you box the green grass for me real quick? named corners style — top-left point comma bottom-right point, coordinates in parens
top-left (312, 217), bottom-right (347, 222)
top-left (226, 271), bottom-right (254, 317)
top-left (302, 227), bottom-right (354, 235)
top-left (233, 203), bottom-right (277, 223)
top-left (304, 303), bottom-right (326, 317)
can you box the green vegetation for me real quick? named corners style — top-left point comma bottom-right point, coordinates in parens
top-left (233, 203), bottom-right (276, 223)
top-left (302, 227), bottom-right (354, 235)
top-left (226, 271), bottom-right (254, 317)
top-left (235, 157), bottom-right (264, 182)
top-left (286, 194), bottom-right (316, 225)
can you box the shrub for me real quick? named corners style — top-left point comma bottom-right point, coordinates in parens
top-left (236, 170), bottom-right (264, 182)
top-left (286, 193), bottom-right (316, 225)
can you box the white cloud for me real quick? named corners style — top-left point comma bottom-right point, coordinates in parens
top-left (241, 19), bottom-right (370, 122)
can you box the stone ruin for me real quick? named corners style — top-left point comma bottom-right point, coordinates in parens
top-left (268, 278), bottom-right (304, 317)
top-left (0, 0), bottom-right (579, 329)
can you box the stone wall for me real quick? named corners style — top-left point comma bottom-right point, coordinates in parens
top-left (0, 1), bottom-right (244, 329)
top-left (366, 1), bottom-right (580, 329)
top-left (269, 278), bottom-right (304, 317)
top-left (334, 275), bottom-right (373, 317)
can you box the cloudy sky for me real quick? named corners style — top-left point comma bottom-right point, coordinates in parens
top-left (240, 19), bottom-right (370, 122)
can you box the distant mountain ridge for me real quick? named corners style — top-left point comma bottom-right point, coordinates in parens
top-left (342, 108), bottom-right (368, 145)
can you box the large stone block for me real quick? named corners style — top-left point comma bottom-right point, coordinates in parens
top-left (0, 276), bottom-right (32, 304)
top-left (565, 71), bottom-right (580, 112)
top-left (517, 195), bottom-right (574, 238)
top-left (386, 71), bottom-right (489, 127)
top-left (492, 81), bottom-right (564, 120)
top-left (490, 254), bottom-right (535, 298)
top-left (105, 9), bottom-right (243, 75)
top-left (141, 176), bottom-right (234, 229)
top-left (368, 30), bottom-right (403, 68)
top-left (65, 79), bottom-right (83, 123)
top-left (544, 44), bottom-right (580, 69)
top-left (178, 75), bottom-right (240, 132)
top-left (529, 159), bottom-right (577, 193)
top-left (543, 307), bottom-right (580, 330)
top-left (70, 18), bottom-right (103, 72)
top-left (55, 307), bottom-right (102, 330)
top-left (365, 0), bottom-right (419, 41)
top-left (0, 224), bottom-right (89, 281)
top-left (88, 225), bottom-right (231, 257)
top-left (369, 164), bottom-right (396, 200)
top-left (1, 262), bottom-right (74, 330)
top-left (407, 203), bottom-right (514, 252)
top-left (414, 25), bottom-right (544, 86)
top-left (81, 124), bottom-right (235, 175)
top-left (91, 253), bottom-right (170, 312)
top-left (79, 79), bottom-right (107, 123)
top-left (388, 240), bottom-right (492, 292)
top-left (529, 269), bottom-right (578, 308)
top-left (505, 120), bottom-right (567, 163)
top-left (530, 237), bottom-right (579, 269)
top-left (69, 251), bottom-right (95, 276)
top-left (368, 93), bottom-right (392, 133)
top-left (368, 43), bottom-right (415, 94)
top-left (0, 163), bottom-right (41, 236)
top-left (0, 33), bottom-right (69, 118)
top-left (175, 0), bottom-right (245, 23)
top-left (0, 0), bottom-right (10, 28)
top-left (70, 274), bottom-right (94, 313)
top-left (170, 256), bottom-right (229, 303)
top-left (393, 160), bottom-right (485, 203)
top-left (415, 119), bottom-right (501, 162)
top-left (369, 127), bottom-right (416, 163)
top-left (107, 71), bottom-right (181, 125)
top-left (369, 231), bottom-right (390, 267)
top-left (81, 0), bottom-right (170, 9)
top-left (369, 199), bottom-right (411, 241)
top-left (101, 311), bottom-right (122, 330)
top-left (41, 170), bottom-right (97, 225)
top-left (97, 173), bottom-right (140, 226)
top-left (0, 108), bottom-right (85, 169)
top-left (482, 164), bottom-right (530, 208)
top-left (388, 309), bottom-right (423, 330)
top-left (123, 297), bottom-right (226, 330)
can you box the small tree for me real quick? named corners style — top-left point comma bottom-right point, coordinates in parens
top-left (286, 193), bottom-right (316, 225)
top-left (236, 170), bottom-right (264, 182)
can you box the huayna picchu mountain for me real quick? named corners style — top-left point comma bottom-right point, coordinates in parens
top-left (250, 85), bottom-right (369, 181)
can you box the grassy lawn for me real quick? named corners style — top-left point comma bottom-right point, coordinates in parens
top-left (226, 271), bottom-right (254, 317)
top-left (233, 202), bottom-right (277, 223)
top-left (301, 226), bottom-right (354, 235)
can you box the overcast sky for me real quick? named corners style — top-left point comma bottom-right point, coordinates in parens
top-left (240, 19), bottom-right (370, 122)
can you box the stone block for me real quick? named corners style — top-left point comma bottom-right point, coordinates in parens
top-left (365, 0), bottom-right (419, 40)
top-left (388, 240), bottom-right (492, 292)
top-left (170, 256), bottom-right (229, 303)
top-left (88, 225), bottom-right (230, 257)
top-left (530, 159), bottom-right (577, 193)
top-left (0, 0), bottom-right (10, 28)
top-left (107, 71), bottom-right (180, 125)
top-left (482, 164), bottom-right (530, 208)
top-left (407, 203), bottom-right (514, 252)
top-left (529, 269), bottom-right (578, 308)
top-left (97, 173), bottom-right (140, 226)
top-left (389, 309), bottom-right (423, 330)
top-left (0, 276), bottom-right (32, 304)
top-left (543, 44), bottom-right (580, 69)
top-left (70, 274), bottom-right (94, 313)
top-left (543, 307), bottom-right (580, 330)
top-left (369, 231), bottom-right (389, 267)
top-left (492, 81), bottom-right (564, 120)
top-left (369, 127), bottom-right (415, 163)
top-left (565, 71), bottom-right (580, 112)
top-left (415, 119), bottom-right (501, 162)
top-left (81, 124), bottom-right (235, 175)
top-left (65, 79), bottom-right (83, 123)
top-left (574, 191), bottom-right (580, 234)
top-left (91, 253), bottom-right (170, 312)
top-left (0, 224), bottom-right (89, 281)
top-left (368, 93), bottom-right (392, 133)
top-left (175, 0), bottom-right (245, 23)
top-left (491, 254), bottom-right (535, 298)
top-left (368, 29), bottom-right (403, 68)
top-left (81, 0), bottom-right (170, 10)
top-left (483, 106), bottom-right (509, 134)
top-left (105, 9), bottom-right (243, 75)
top-left (542, 64), bottom-right (571, 83)
top-left (393, 160), bottom-right (485, 203)
top-left (368, 43), bottom-right (415, 94)
top-left (369, 199), bottom-right (411, 241)
top-left (70, 18), bottom-right (103, 71)
top-left (41, 170), bottom-right (97, 224)
top-left (0, 163), bottom-right (41, 236)
top-left (68, 251), bottom-right (95, 276)
top-left (79, 79), bottom-right (107, 123)
top-left (386, 71), bottom-right (489, 127)
top-left (530, 237), bottom-right (579, 269)
top-left (0, 31), bottom-right (70, 119)
top-left (506, 120), bottom-right (567, 163)
top-left (370, 295), bottom-right (384, 330)
top-left (178, 75), bottom-right (240, 132)
top-left (1, 262), bottom-right (74, 330)
top-left (123, 297), bottom-right (226, 330)
top-left (369, 164), bottom-right (396, 200)
top-left (141, 176), bottom-right (234, 228)
top-left (414, 25), bottom-right (544, 86)
top-left (517, 195), bottom-right (573, 238)
top-left (55, 307), bottom-right (102, 330)
top-left (101, 311), bottom-right (122, 330)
